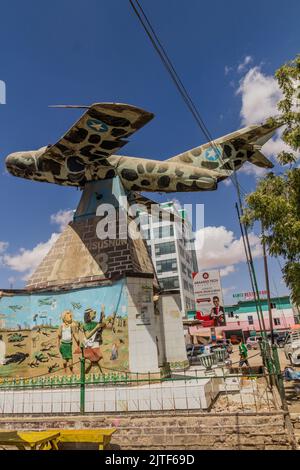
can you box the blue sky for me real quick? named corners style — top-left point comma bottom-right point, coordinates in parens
top-left (0, 0), bottom-right (299, 303)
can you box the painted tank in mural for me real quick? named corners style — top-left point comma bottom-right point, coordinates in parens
top-left (5, 103), bottom-right (281, 193)
top-left (0, 282), bottom-right (128, 379)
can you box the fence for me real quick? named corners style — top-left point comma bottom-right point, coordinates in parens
top-left (0, 366), bottom-right (280, 416)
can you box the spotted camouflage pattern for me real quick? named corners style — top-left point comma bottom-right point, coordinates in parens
top-left (5, 103), bottom-right (282, 193)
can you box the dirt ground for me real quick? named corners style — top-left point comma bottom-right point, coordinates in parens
top-left (230, 344), bottom-right (300, 413)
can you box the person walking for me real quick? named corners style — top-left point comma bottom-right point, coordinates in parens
top-left (238, 339), bottom-right (249, 367)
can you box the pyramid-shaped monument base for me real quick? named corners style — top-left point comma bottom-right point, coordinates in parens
top-left (27, 178), bottom-right (156, 290)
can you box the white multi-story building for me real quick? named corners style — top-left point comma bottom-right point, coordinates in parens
top-left (139, 201), bottom-right (198, 317)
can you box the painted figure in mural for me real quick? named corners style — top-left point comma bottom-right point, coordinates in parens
top-left (5, 103), bottom-right (282, 194)
top-left (0, 334), bottom-right (6, 365)
top-left (83, 305), bottom-right (107, 374)
top-left (210, 296), bottom-right (226, 327)
top-left (5, 352), bottom-right (29, 365)
top-left (57, 310), bottom-right (79, 374)
top-left (110, 342), bottom-right (119, 361)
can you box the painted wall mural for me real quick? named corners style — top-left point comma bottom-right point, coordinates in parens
top-left (0, 280), bottom-right (128, 379)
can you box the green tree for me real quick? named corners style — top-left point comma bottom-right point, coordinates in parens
top-left (242, 55), bottom-right (300, 305)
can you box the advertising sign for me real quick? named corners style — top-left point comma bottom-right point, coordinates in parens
top-left (193, 270), bottom-right (226, 326)
top-left (233, 290), bottom-right (267, 300)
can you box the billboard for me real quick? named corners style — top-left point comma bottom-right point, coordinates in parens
top-left (193, 270), bottom-right (226, 326)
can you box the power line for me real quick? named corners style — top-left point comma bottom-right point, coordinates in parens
top-left (128, 0), bottom-right (249, 197)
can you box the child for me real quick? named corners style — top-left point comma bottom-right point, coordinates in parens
top-left (57, 310), bottom-right (79, 374)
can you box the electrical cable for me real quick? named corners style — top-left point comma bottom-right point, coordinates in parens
top-left (128, 0), bottom-right (249, 196)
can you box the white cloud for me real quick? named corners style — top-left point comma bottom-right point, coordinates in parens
top-left (3, 233), bottom-right (60, 279)
top-left (50, 209), bottom-right (73, 231)
top-left (236, 65), bottom-right (298, 175)
top-left (220, 265), bottom-right (236, 277)
top-left (237, 56), bottom-right (253, 73)
top-left (222, 178), bottom-right (232, 187)
top-left (195, 225), bottom-right (262, 271)
top-left (1, 208), bottom-right (74, 281)
top-left (262, 129), bottom-right (296, 158)
top-left (240, 161), bottom-right (268, 178)
top-left (237, 66), bottom-right (282, 125)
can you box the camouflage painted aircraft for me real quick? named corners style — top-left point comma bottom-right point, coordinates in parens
top-left (8, 305), bottom-right (23, 312)
top-left (38, 298), bottom-right (55, 307)
top-left (71, 302), bottom-right (82, 310)
top-left (5, 103), bottom-right (282, 193)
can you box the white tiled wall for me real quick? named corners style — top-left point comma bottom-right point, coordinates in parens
top-left (159, 293), bottom-right (188, 365)
top-left (127, 277), bottom-right (160, 374)
top-left (0, 377), bottom-right (219, 414)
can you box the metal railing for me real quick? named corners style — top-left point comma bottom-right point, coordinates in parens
top-left (0, 364), bottom-right (280, 416)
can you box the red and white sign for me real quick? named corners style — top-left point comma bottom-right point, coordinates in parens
top-left (193, 270), bottom-right (225, 321)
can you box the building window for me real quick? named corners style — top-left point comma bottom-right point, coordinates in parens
top-left (155, 241), bottom-right (176, 256)
top-left (141, 228), bottom-right (150, 240)
top-left (274, 318), bottom-right (281, 326)
top-left (228, 311), bottom-right (234, 318)
top-left (270, 303), bottom-right (277, 309)
top-left (153, 225), bottom-right (174, 239)
top-left (156, 259), bottom-right (177, 273)
top-left (248, 315), bottom-right (254, 325)
top-left (159, 276), bottom-right (179, 290)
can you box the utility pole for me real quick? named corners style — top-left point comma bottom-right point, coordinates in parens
top-left (262, 226), bottom-right (274, 344)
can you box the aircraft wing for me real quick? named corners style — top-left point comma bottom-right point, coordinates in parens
top-left (38, 103), bottom-right (154, 182)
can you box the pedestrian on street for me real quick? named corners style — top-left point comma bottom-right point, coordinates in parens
top-left (238, 339), bottom-right (249, 367)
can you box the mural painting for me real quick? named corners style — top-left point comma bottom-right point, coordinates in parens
top-left (0, 280), bottom-right (128, 379)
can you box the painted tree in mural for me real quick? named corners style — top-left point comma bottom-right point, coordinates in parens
top-left (242, 55), bottom-right (300, 305)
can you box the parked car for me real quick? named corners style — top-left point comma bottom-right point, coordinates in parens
top-left (267, 331), bottom-right (288, 348)
top-left (246, 336), bottom-right (261, 350)
top-left (284, 331), bottom-right (300, 365)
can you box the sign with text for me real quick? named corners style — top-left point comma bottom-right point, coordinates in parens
top-left (193, 270), bottom-right (226, 326)
top-left (233, 290), bottom-right (267, 300)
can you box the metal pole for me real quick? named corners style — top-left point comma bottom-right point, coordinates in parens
top-left (262, 226), bottom-right (274, 344)
top-left (235, 203), bottom-right (263, 334)
top-left (80, 346), bottom-right (85, 414)
top-left (233, 176), bottom-right (267, 336)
